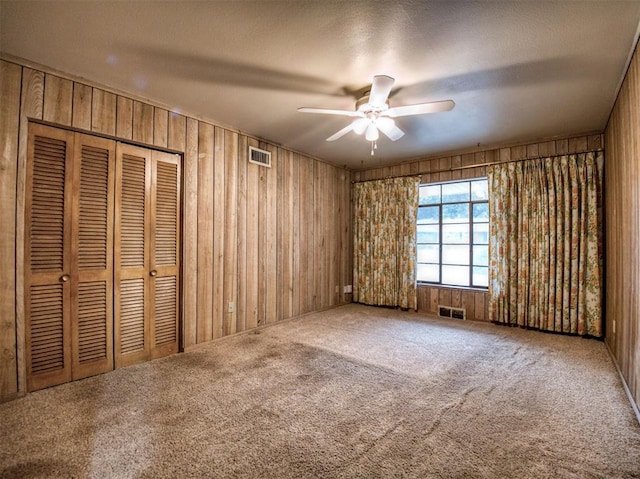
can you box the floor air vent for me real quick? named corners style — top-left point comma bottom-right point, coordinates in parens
top-left (249, 146), bottom-right (271, 167)
top-left (438, 305), bottom-right (466, 320)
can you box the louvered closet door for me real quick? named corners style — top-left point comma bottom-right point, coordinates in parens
top-left (114, 145), bottom-right (180, 367)
top-left (25, 124), bottom-right (75, 391)
top-left (71, 134), bottom-right (115, 380)
top-left (115, 144), bottom-right (151, 368)
top-left (150, 151), bottom-right (180, 359)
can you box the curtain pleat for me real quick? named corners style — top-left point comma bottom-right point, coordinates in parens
top-left (487, 152), bottom-right (603, 336)
top-left (353, 177), bottom-right (420, 309)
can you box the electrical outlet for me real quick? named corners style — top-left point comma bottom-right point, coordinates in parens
top-left (613, 319), bottom-right (616, 334)
top-left (343, 285), bottom-right (353, 293)
top-left (228, 301), bottom-right (235, 313)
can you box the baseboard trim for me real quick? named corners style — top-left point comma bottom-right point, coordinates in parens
top-left (605, 341), bottom-right (640, 426)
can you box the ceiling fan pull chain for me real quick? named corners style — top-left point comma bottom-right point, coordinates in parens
top-left (371, 141), bottom-right (375, 156)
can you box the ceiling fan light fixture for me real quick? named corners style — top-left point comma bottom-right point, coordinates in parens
top-left (352, 118), bottom-right (369, 135)
top-left (365, 123), bottom-right (379, 141)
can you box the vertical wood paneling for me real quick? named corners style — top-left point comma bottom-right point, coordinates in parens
top-left (153, 108), bottom-right (168, 148)
top-left (196, 123), bottom-right (214, 342)
top-left (133, 101), bottom-right (154, 145)
top-left (43, 74), bottom-right (73, 126)
top-left (290, 153), bottom-right (301, 318)
top-left (116, 96), bottom-right (133, 140)
top-left (17, 68), bottom-right (44, 396)
top-left (245, 139), bottom-right (260, 330)
top-left (72, 83), bottom-right (92, 130)
top-left (299, 155), bottom-right (314, 314)
top-left (265, 143), bottom-right (278, 324)
top-left (168, 112), bottom-right (186, 151)
top-left (0, 61), bottom-right (22, 399)
top-left (416, 285), bottom-right (489, 322)
top-left (212, 127), bottom-right (225, 338)
top-left (91, 89), bottom-right (116, 136)
top-left (236, 135), bottom-right (248, 332)
top-left (182, 118), bottom-right (198, 348)
top-left (605, 39), bottom-right (640, 413)
top-left (223, 130), bottom-right (238, 335)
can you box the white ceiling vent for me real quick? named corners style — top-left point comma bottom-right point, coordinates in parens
top-left (249, 146), bottom-right (271, 168)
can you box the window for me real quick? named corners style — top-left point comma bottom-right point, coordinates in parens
top-left (416, 179), bottom-right (488, 288)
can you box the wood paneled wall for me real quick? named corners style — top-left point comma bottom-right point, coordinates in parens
top-left (604, 41), bottom-right (640, 413)
top-left (354, 132), bottom-right (603, 321)
top-left (0, 59), bottom-right (352, 401)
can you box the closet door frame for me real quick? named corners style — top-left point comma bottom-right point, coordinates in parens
top-left (23, 121), bottom-right (184, 390)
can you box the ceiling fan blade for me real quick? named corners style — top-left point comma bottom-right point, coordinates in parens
top-left (376, 118), bottom-right (405, 141)
top-left (326, 123), bottom-right (356, 142)
top-left (384, 100), bottom-right (455, 118)
top-left (298, 107), bottom-right (363, 117)
top-left (368, 75), bottom-right (395, 107)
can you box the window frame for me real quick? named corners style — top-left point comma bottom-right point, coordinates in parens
top-left (416, 178), bottom-right (489, 289)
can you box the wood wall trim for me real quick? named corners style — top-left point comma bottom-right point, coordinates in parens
top-left (604, 34), bottom-right (640, 413)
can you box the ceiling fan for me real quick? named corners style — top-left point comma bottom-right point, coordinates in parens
top-left (298, 75), bottom-right (455, 155)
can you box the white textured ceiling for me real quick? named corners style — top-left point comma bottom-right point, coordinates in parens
top-left (2, 1), bottom-right (640, 170)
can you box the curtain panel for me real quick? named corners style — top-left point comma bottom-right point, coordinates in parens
top-left (487, 152), bottom-right (604, 336)
top-left (353, 176), bottom-right (420, 309)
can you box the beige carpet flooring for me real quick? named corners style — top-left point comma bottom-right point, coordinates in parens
top-left (1, 304), bottom-right (639, 478)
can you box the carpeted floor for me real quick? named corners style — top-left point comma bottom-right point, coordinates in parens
top-left (1, 304), bottom-right (639, 478)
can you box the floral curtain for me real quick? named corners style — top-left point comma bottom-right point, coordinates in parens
top-left (353, 176), bottom-right (420, 309)
top-left (487, 152), bottom-right (603, 336)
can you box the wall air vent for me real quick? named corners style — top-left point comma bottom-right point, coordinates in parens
top-left (249, 146), bottom-right (271, 168)
top-left (438, 305), bottom-right (466, 320)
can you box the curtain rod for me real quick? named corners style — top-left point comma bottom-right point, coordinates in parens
top-left (351, 148), bottom-right (603, 184)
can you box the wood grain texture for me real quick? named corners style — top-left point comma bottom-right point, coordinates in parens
top-left (604, 39), bottom-right (640, 413)
top-left (416, 285), bottom-right (489, 322)
top-left (43, 74), bottom-right (73, 126)
top-left (72, 83), bottom-right (92, 130)
top-left (153, 108), bottom-right (168, 148)
top-left (236, 135), bottom-right (248, 333)
top-left (265, 143), bottom-right (278, 324)
top-left (133, 101), bottom-right (154, 145)
top-left (245, 139), bottom-right (259, 330)
top-left (182, 118), bottom-right (198, 348)
top-left (116, 96), bottom-right (133, 140)
top-left (212, 127), bottom-right (225, 338)
top-left (91, 89), bottom-right (116, 136)
top-left (0, 61), bottom-right (22, 399)
top-left (196, 123), bottom-right (214, 342)
top-left (16, 68), bottom-right (44, 396)
top-left (223, 130), bottom-right (238, 335)
top-left (168, 112), bottom-right (186, 152)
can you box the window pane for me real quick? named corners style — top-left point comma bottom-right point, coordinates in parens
top-left (442, 182), bottom-right (469, 203)
top-left (473, 266), bottom-right (488, 287)
top-left (419, 184), bottom-right (441, 205)
top-left (442, 265), bottom-right (469, 286)
top-left (417, 244), bottom-right (439, 263)
top-left (473, 203), bottom-right (489, 222)
top-left (442, 203), bottom-right (469, 223)
top-left (417, 224), bottom-right (439, 243)
top-left (471, 179), bottom-right (488, 200)
top-left (417, 263), bottom-right (439, 282)
top-left (473, 223), bottom-right (489, 244)
top-left (442, 245), bottom-right (469, 265)
top-left (473, 245), bottom-right (488, 266)
top-left (417, 205), bottom-right (439, 224)
top-left (442, 224), bottom-right (469, 243)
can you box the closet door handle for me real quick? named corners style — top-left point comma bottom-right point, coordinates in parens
top-left (60, 274), bottom-right (70, 282)
top-left (150, 270), bottom-right (157, 277)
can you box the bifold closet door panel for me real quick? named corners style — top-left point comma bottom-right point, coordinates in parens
top-left (150, 150), bottom-right (180, 359)
top-left (115, 145), bottom-right (181, 367)
top-left (71, 133), bottom-right (115, 380)
top-left (25, 124), bottom-right (74, 391)
top-left (114, 143), bottom-right (152, 368)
